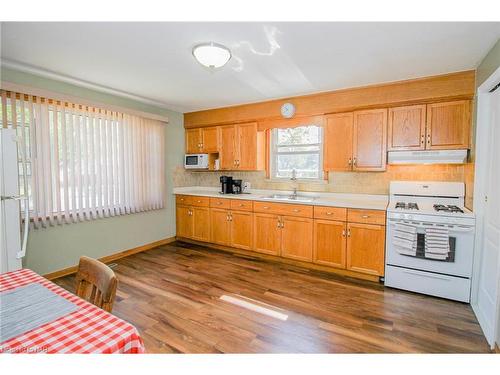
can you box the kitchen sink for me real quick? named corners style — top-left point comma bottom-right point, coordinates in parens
top-left (261, 194), bottom-right (316, 203)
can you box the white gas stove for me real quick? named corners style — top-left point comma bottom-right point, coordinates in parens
top-left (385, 181), bottom-right (475, 302)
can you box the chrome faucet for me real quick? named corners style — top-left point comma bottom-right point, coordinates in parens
top-left (290, 169), bottom-right (298, 199)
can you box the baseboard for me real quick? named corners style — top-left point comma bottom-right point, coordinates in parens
top-left (177, 237), bottom-right (380, 283)
top-left (43, 237), bottom-right (176, 280)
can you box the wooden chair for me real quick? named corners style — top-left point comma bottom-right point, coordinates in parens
top-left (75, 256), bottom-right (118, 313)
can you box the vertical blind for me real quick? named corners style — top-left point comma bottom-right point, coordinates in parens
top-left (0, 90), bottom-right (165, 228)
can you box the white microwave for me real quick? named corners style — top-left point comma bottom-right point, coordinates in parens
top-left (184, 154), bottom-right (209, 169)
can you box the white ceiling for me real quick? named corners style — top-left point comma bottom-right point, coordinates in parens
top-left (1, 22), bottom-right (499, 113)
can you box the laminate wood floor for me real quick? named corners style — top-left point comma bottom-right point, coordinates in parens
top-left (54, 241), bottom-right (491, 353)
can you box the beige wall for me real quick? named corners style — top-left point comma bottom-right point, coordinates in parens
top-left (1, 68), bottom-right (185, 275)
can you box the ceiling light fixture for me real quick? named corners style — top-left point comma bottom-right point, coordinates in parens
top-left (192, 42), bottom-right (231, 69)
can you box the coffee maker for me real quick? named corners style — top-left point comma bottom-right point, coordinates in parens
top-left (220, 176), bottom-right (233, 194)
top-left (232, 179), bottom-right (243, 194)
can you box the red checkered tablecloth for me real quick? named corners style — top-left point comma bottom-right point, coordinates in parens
top-left (0, 268), bottom-right (145, 354)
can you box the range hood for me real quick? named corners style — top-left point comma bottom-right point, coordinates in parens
top-left (387, 150), bottom-right (468, 165)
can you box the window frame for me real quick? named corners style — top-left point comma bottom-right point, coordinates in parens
top-left (269, 125), bottom-right (324, 182)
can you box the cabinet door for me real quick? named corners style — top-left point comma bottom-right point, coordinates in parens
top-left (346, 223), bottom-right (385, 276)
top-left (281, 216), bottom-right (313, 262)
top-left (324, 113), bottom-right (353, 171)
top-left (353, 109), bottom-right (387, 171)
top-left (253, 213), bottom-right (282, 256)
top-left (192, 206), bottom-right (210, 242)
top-left (219, 125), bottom-right (237, 170)
top-left (176, 205), bottom-right (193, 238)
top-left (313, 219), bottom-right (346, 269)
top-left (230, 210), bottom-right (253, 250)
top-left (201, 127), bottom-right (219, 153)
top-left (185, 128), bottom-right (201, 154)
top-left (426, 100), bottom-right (470, 150)
top-left (210, 208), bottom-right (231, 245)
top-left (388, 105), bottom-right (426, 151)
top-left (236, 122), bottom-right (258, 170)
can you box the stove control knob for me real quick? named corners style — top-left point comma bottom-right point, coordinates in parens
top-left (406, 214), bottom-right (413, 220)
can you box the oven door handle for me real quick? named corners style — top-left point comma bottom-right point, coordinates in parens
top-left (388, 220), bottom-right (474, 232)
top-left (403, 270), bottom-right (451, 281)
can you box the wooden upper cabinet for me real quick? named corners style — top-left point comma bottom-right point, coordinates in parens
top-left (201, 127), bottom-right (219, 153)
top-left (185, 128), bottom-right (202, 154)
top-left (324, 113), bottom-right (354, 171)
top-left (388, 105), bottom-right (426, 151)
top-left (352, 109), bottom-right (387, 171)
top-left (218, 122), bottom-right (264, 171)
top-left (346, 222), bottom-right (385, 276)
top-left (237, 122), bottom-right (259, 170)
top-left (426, 100), bottom-right (471, 150)
top-left (219, 125), bottom-right (237, 170)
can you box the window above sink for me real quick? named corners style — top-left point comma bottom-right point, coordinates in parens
top-left (270, 125), bottom-right (323, 181)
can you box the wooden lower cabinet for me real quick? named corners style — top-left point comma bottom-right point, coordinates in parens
top-left (281, 216), bottom-right (313, 262)
top-left (210, 208), bottom-right (231, 245)
top-left (346, 222), bottom-right (385, 276)
top-left (253, 213), bottom-right (281, 256)
top-left (177, 196), bottom-right (386, 280)
top-left (230, 210), bottom-right (253, 250)
top-left (313, 219), bottom-right (347, 269)
top-left (176, 205), bottom-right (193, 238)
top-left (192, 207), bottom-right (210, 242)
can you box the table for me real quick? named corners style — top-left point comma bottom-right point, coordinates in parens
top-left (0, 268), bottom-right (145, 353)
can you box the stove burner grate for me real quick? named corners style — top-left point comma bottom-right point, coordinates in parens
top-left (433, 204), bottom-right (464, 213)
top-left (395, 202), bottom-right (419, 210)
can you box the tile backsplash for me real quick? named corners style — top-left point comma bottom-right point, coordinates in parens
top-left (173, 164), bottom-right (469, 196)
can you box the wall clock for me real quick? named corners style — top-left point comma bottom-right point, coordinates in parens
top-left (280, 102), bottom-right (295, 118)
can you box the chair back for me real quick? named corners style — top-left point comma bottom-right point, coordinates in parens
top-left (75, 256), bottom-right (117, 313)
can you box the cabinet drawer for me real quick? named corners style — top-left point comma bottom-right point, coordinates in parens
top-left (253, 201), bottom-right (313, 218)
top-left (190, 196), bottom-right (210, 207)
top-left (176, 195), bottom-right (192, 206)
top-left (230, 199), bottom-right (253, 212)
top-left (210, 197), bottom-right (231, 209)
top-left (347, 209), bottom-right (386, 225)
top-left (314, 206), bottom-right (347, 221)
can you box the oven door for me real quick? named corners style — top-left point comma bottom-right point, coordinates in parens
top-left (386, 218), bottom-right (475, 278)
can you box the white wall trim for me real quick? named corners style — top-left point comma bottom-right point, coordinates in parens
top-left (1, 59), bottom-right (174, 120)
top-left (1, 81), bottom-right (169, 123)
top-left (471, 65), bottom-right (500, 349)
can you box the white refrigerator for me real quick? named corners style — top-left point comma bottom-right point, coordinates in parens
top-left (0, 128), bottom-right (29, 273)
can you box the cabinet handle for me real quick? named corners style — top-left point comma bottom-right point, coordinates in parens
top-left (421, 134), bottom-right (425, 145)
top-left (427, 134), bottom-right (431, 145)
top-left (326, 212), bottom-right (333, 215)
top-left (353, 157), bottom-right (357, 167)
top-left (362, 215), bottom-right (370, 218)
top-left (347, 229), bottom-right (351, 237)
top-left (342, 229), bottom-right (346, 237)
top-left (292, 209), bottom-right (300, 213)
top-left (277, 220), bottom-right (281, 228)
top-left (216, 202), bottom-right (222, 205)
top-left (263, 206), bottom-right (269, 209)
top-left (238, 203), bottom-right (244, 207)
top-left (348, 158), bottom-right (352, 167)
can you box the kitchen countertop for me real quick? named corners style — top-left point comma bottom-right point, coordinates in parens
top-left (173, 186), bottom-right (389, 211)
